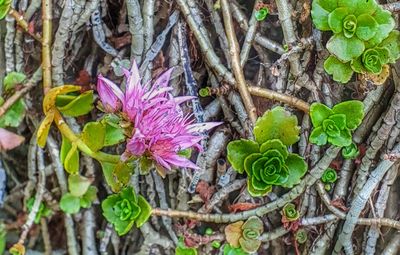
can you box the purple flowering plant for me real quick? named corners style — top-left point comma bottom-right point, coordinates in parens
top-left (36, 61), bottom-right (220, 235)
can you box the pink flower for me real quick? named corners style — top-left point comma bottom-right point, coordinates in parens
top-left (97, 61), bottom-right (221, 170)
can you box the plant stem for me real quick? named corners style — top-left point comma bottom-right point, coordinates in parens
top-left (8, 8), bottom-right (42, 42)
top-left (248, 86), bottom-right (310, 113)
top-left (41, 0), bottom-right (52, 93)
top-left (220, 0), bottom-right (258, 124)
top-left (53, 110), bottom-right (120, 163)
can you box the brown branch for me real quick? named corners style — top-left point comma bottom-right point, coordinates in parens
top-left (8, 8), bottom-right (42, 42)
top-left (220, 0), bottom-right (258, 124)
top-left (41, 0), bottom-right (52, 93)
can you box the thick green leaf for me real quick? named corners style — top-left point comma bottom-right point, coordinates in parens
top-left (310, 102), bottom-right (333, 127)
top-left (80, 186), bottom-right (98, 208)
top-left (244, 153), bottom-right (261, 175)
top-left (55, 94), bottom-right (77, 107)
top-left (57, 91), bottom-right (94, 117)
top-left (282, 154), bottom-right (307, 188)
top-left (254, 107), bottom-right (300, 146)
top-left (342, 142), bottom-right (360, 159)
top-left (64, 144), bottom-right (79, 174)
top-left (101, 194), bottom-right (120, 224)
top-left (239, 237), bottom-right (261, 254)
top-left (104, 123), bottom-right (125, 146)
top-left (68, 174), bottom-right (92, 197)
top-left (338, 0), bottom-right (377, 16)
top-left (0, 99), bottom-right (26, 128)
top-left (0, 0), bottom-right (11, 20)
top-left (311, 1), bottom-right (330, 31)
top-left (227, 139), bottom-right (259, 174)
top-left (223, 244), bottom-right (247, 255)
top-left (113, 162), bottom-right (133, 187)
top-left (176, 237), bottom-right (198, 255)
top-left (368, 8), bottom-right (395, 46)
top-left (327, 34), bottom-right (365, 62)
top-left (135, 196), bottom-right (152, 227)
top-left (327, 128), bottom-right (352, 147)
top-left (332, 100), bottom-right (364, 130)
top-left (356, 14), bottom-right (378, 41)
top-left (329, 114), bottom-right (346, 130)
top-left (379, 30), bottom-right (400, 63)
top-left (351, 56), bottom-right (367, 73)
top-left (328, 7), bottom-right (349, 33)
top-left (82, 122), bottom-right (105, 151)
top-left (60, 135), bottom-right (72, 164)
top-left (309, 127), bottom-right (328, 145)
top-left (321, 168), bottom-right (338, 183)
top-left (100, 162), bottom-right (123, 192)
top-left (318, 0), bottom-right (338, 12)
top-left (4, 72), bottom-right (26, 91)
top-left (324, 56), bottom-right (354, 83)
top-left (247, 178), bottom-right (271, 197)
top-left (60, 193), bottom-right (81, 214)
top-left (259, 139), bottom-right (288, 158)
top-left (0, 223), bottom-right (5, 255)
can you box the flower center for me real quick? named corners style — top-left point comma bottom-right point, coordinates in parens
top-left (114, 199), bottom-right (132, 221)
top-left (322, 119), bottom-right (340, 137)
top-left (343, 15), bottom-right (357, 38)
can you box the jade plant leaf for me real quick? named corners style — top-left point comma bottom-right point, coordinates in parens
top-left (57, 91), bottom-right (94, 117)
top-left (324, 56), bottom-right (354, 83)
top-left (255, 7), bottom-right (268, 21)
top-left (227, 139), bottom-right (259, 174)
top-left (327, 34), bottom-right (365, 62)
top-left (64, 143), bottom-right (79, 174)
top-left (310, 103), bottom-right (333, 127)
top-left (332, 100), bottom-right (364, 130)
top-left (254, 107), bottom-right (300, 146)
top-left (37, 109), bottom-right (55, 148)
top-left (60, 193), bottom-right (81, 214)
top-left (81, 122), bottom-right (105, 151)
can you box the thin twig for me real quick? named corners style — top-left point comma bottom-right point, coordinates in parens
top-left (8, 8), bottom-right (42, 41)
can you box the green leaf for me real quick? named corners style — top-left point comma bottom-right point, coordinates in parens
top-left (176, 237), bottom-right (198, 255)
top-left (356, 14), bottom-right (378, 41)
top-left (332, 100), bottom-right (364, 130)
top-left (317, 0), bottom-right (337, 12)
top-left (324, 56), bottom-right (354, 83)
top-left (327, 128), bottom-right (352, 147)
top-left (113, 162), bottom-right (133, 187)
top-left (64, 143), bottom-right (79, 174)
top-left (255, 7), bottom-right (268, 21)
top-left (259, 139), bottom-right (288, 158)
top-left (321, 168), bottom-right (338, 183)
top-left (310, 103), bottom-right (333, 127)
top-left (309, 127), bottom-right (328, 145)
top-left (338, 0), bottom-right (377, 16)
top-left (282, 154), bottom-right (307, 188)
top-left (244, 153), bottom-right (262, 175)
top-left (100, 162), bottom-right (124, 192)
top-left (0, 0), bottom-right (11, 20)
top-left (3, 72), bottom-right (26, 91)
top-left (227, 139), bottom-right (260, 174)
top-left (135, 196), bottom-right (152, 227)
top-left (60, 193), bottom-right (81, 214)
top-left (0, 223), bottom-right (6, 255)
top-left (239, 237), bottom-right (261, 254)
top-left (311, 1), bottom-right (330, 31)
top-left (68, 174), bottom-right (92, 197)
top-left (342, 15), bottom-right (357, 38)
top-left (328, 7), bottom-right (349, 33)
top-left (60, 135), bottom-right (72, 164)
top-left (327, 33), bottom-right (365, 62)
top-left (379, 30), bottom-right (400, 63)
top-left (57, 91), bottom-right (94, 117)
top-left (223, 244), bottom-right (247, 255)
top-left (104, 123), bottom-right (125, 146)
top-left (342, 142), bottom-right (360, 159)
top-left (82, 122), bottom-right (105, 151)
top-left (247, 178), bottom-right (271, 197)
top-left (0, 99), bottom-right (26, 128)
top-left (282, 203), bottom-right (300, 221)
top-left (368, 8), bottom-right (395, 46)
top-left (80, 186), bottom-right (98, 208)
top-left (329, 114), bottom-right (346, 130)
top-left (351, 56), bottom-right (368, 73)
top-left (254, 107), bottom-right (300, 146)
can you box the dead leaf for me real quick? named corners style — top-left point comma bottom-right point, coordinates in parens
top-left (229, 202), bottom-right (260, 213)
top-left (0, 128), bottom-right (24, 151)
top-left (195, 180), bottom-right (215, 203)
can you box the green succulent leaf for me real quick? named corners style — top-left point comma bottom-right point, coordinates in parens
top-left (0, 0), bottom-right (12, 20)
top-left (327, 7), bottom-right (349, 33)
top-left (342, 15), bottom-right (357, 38)
top-left (327, 128), bottom-right (352, 147)
top-left (80, 186), bottom-right (98, 208)
top-left (311, 0), bottom-right (330, 31)
top-left (367, 8), bottom-right (395, 46)
top-left (356, 14), bottom-right (378, 41)
top-left (282, 203), bottom-right (299, 221)
top-left (317, 0), bottom-right (337, 12)
top-left (309, 127), bottom-right (328, 145)
top-left (332, 100), bottom-right (364, 130)
top-left (295, 229), bottom-right (308, 244)
top-left (254, 107), bottom-right (300, 146)
top-left (0, 99), bottom-right (26, 128)
top-left (227, 139), bottom-right (259, 174)
top-left (101, 187), bottom-right (150, 235)
top-left (327, 33), bottom-right (365, 62)
top-left (255, 7), bottom-right (269, 21)
top-left (379, 30), bottom-right (400, 63)
top-left (342, 142), bottom-right (360, 159)
top-left (321, 168), bottom-right (338, 183)
top-left (81, 122), bottom-right (105, 152)
top-left (60, 193), bottom-right (81, 214)
top-left (362, 48), bottom-right (384, 74)
top-left (64, 143), bottom-right (80, 174)
top-left (100, 162), bottom-right (124, 192)
top-left (282, 154), bottom-right (307, 188)
top-left (310, 103), bottom-right (333, 127)
top-left (0, 223), bottom-right (5, 255)
top-left (324, 56), bottom-right (354, 83)
top-left (4, 72), bottom-right (26, 91)
top-left (223, 244), bottom-right (247, 255)
top-left (338, 0), bottom-right (377, 16)
top-left (259, 139), bottom-right (288, 158)
top-left (57, 90), bottom-right (94, 117)
top-left (68, 174), bottom-right (92, 197)
top-left (247, 178), bottom-right (271, 197)
top-left (104, 123), bottom-right (126, 146)
top-left (175, 237), bottom-right (198, 255)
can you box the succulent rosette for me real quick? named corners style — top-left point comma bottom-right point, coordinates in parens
top-left (309, 100), bottom-right (364, 147)
top-left (227, 107), bottom-right (307, 197)
top-left (225, 216), bottom-right (264, 253)
top-left (342, 142), bottom-right (360, 159)
top-left (101, 187), bottom-right (151, 235)
top-left (282, 203), bottom-right (300, 221)
top-left (321, 168), bottom-right (338, 184)
top-left (312, 0), bottom-right (400, 83)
